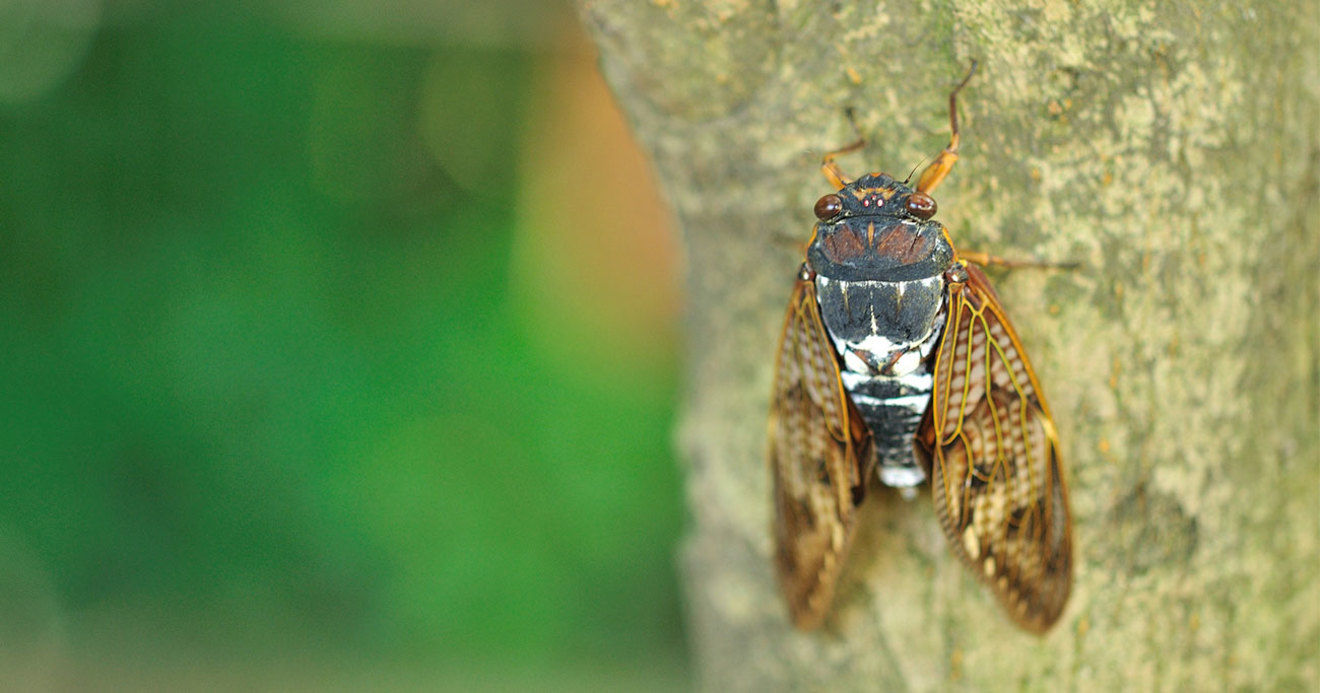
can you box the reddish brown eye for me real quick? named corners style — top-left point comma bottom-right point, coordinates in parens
top-left (906, 192), bottom-right (937, 219)
top-left (814, 194), bottom-right (843, 220)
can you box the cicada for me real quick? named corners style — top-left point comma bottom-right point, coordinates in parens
top-left (768, 64), bottom-right (1073, 632)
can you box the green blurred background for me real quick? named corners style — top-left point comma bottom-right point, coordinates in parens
top-left (0, 1), bottom-right (686, 690)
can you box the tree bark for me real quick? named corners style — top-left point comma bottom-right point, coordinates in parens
top-left (578, 1), bottom-right (1319, 690)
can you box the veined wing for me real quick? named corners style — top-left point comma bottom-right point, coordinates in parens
top-left (769, 276), bottom-right (874, 630)
top-left (919, 264), bottom-right (1073, 632)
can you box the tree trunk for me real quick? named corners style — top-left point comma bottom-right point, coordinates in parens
top-left (578, 1), bottom-right (1318, 690)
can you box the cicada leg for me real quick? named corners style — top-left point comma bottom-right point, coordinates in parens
top-left (821, 107), bottom-right (866, 189)
top-left (915, 60), bottom-right (978, 195)
top-left (958, 250), bottom-right (1080, 271)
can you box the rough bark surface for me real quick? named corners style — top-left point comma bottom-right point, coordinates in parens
top-left (578, 2), bottom-right (1318, 690)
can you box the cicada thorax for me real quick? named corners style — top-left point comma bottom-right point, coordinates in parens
top-left (806, 173), bottom-right (957, 490)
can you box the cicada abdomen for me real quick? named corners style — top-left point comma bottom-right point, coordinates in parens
top-left (769, 63), bottom-right (1073, 632)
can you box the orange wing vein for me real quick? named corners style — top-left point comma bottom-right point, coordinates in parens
top-left (769, 277), bottom-right (874, 630)
top-left (919, 264), bottom-right (1073, 632)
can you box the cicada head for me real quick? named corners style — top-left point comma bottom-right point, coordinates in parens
top-left (807, 173), bottom-right (955, 284)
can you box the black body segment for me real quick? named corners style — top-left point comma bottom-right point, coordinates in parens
top-left (807, 175), bottom-right (955, 488)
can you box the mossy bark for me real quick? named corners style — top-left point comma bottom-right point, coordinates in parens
top-left (578, 1), bottom-right (1318, 690)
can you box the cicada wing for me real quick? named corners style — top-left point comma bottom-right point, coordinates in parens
top-left (768, 277), bottom-right (874, 630)
top-left (919, 264), bottom-right (1073, 632)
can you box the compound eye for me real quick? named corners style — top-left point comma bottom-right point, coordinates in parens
top-left (906, 192), bottom-right (937, 219)
top-left (813, 194), bottom-right (843, 220)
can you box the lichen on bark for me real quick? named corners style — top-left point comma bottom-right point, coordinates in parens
top-left (579, 1), bottom-right (1319, 690)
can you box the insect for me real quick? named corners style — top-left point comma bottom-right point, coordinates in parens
top-left (768, 63), bottom-right (1073, 632)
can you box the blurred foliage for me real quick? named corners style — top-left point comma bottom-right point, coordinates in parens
top-left (0, 6), bottom-right (685, 688)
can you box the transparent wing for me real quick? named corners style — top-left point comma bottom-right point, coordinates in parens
top-left (769, 277), bottom-right (873, 630)
top-left (919, 264), bottom-right (1073, 632)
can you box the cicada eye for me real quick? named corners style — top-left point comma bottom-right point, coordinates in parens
top-left (813, 194), bottom-right (843, 220)
top-left (906, 192), bottom-right (937, 219)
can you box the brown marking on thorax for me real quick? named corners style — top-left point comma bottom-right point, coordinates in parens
top-left (822, 225), bottom-right (867, 262)
top-left (873, 222), bottom-right (934, 264)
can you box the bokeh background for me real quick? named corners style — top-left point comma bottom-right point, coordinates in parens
top-left (0, 1), bottom-right (687, 690)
